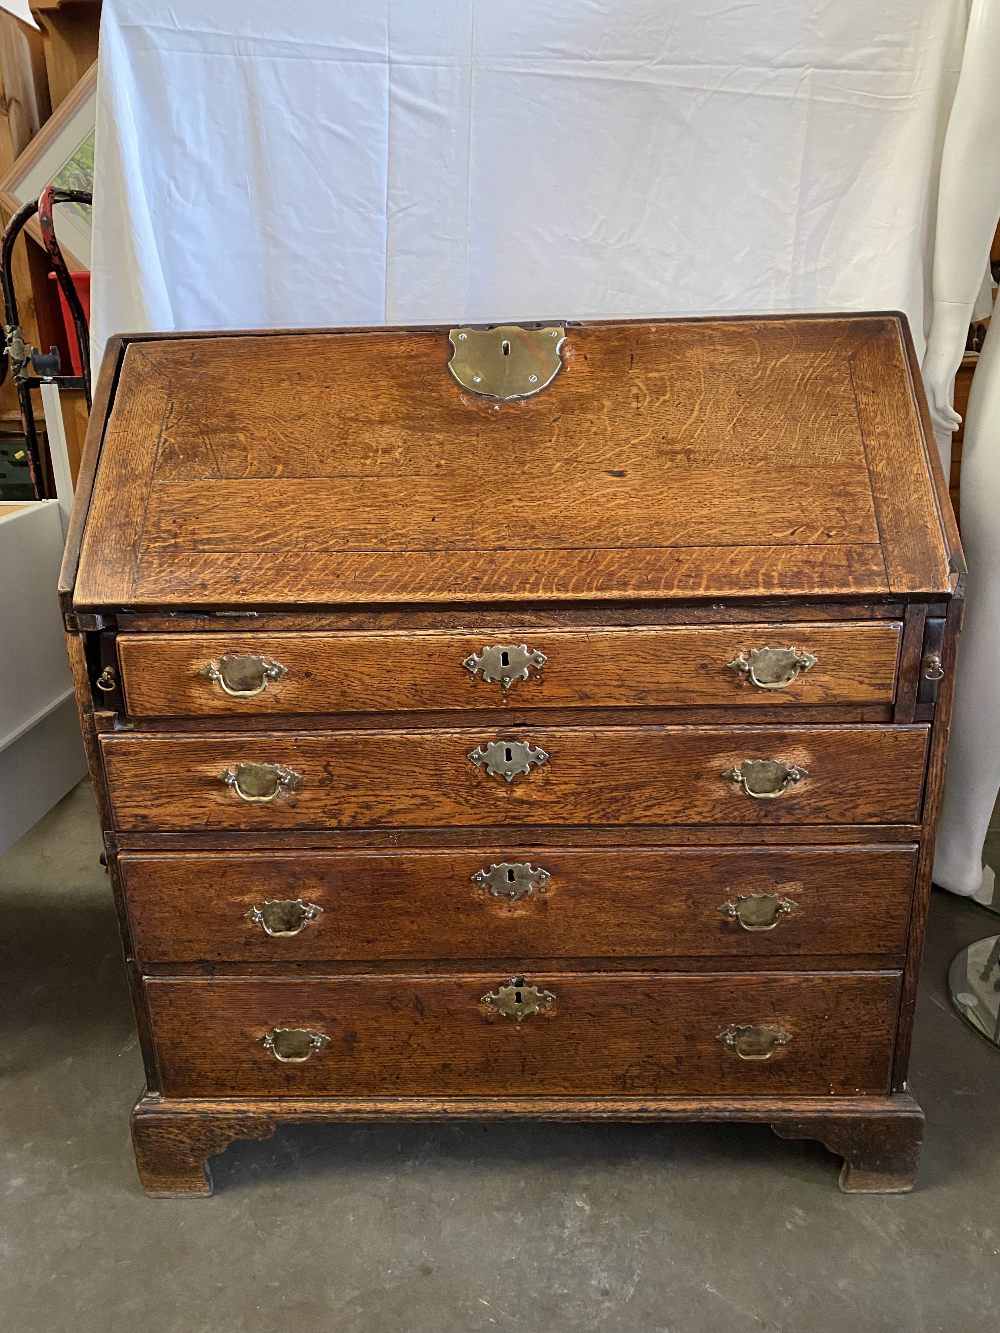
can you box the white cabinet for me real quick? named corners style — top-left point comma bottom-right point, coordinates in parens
top-left (0, 501), bottom-right (87, 852)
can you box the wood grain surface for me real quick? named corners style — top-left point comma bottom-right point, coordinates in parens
top-left (100, 724), bottom-right (930, 832)
top-left (116, 622), bottom-right (902, 718)
top-left (120, 844), bottom-right (917, 965)
top-left (59, 314), bottom-right (963, 1195)
top-left (70, 316), bottom-right (954, 608)
top-left (143, 970), bottom-right (902, 1099)
top-left (128, 1089), bottom-right (923, 1196)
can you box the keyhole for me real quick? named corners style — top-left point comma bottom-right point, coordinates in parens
top-left (501, 339), bottom-right (511, 356)
top-left (505, 747), bottom-right (513, 763)
top-left (506, 868), bottom-right (516, 883)
top-left (514, 989), bottom-right (523, 1004)
top-left (500, 650), bottom-right (510, 667)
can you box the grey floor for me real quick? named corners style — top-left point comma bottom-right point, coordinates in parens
top-left (2, 783), bottom-right (999, 1333)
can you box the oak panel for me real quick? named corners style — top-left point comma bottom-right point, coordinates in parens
top-left (100, 725), bottom-right (930, 832)
top-left (144, 971), bottom-right (901, 1099)
top-left (72, 317), bottom-right (954, 608)
top-left (121, 845), bottom-right (917, 965)
top-left (117, 622), bottom-right (903, 719)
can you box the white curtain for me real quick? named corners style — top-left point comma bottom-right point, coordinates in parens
top-left (91, 0), bottom-right (970, 360)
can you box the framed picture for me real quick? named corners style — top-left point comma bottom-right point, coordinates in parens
top-left (0, 61), bottom-right (95, 270)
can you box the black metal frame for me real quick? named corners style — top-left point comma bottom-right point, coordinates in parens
top-left (1, 186), bottom-right (92, 498)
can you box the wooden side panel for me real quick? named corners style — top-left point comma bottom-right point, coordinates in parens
top-left (121, 845), bottom-right (918, 965)
top-left (72, 344), bottom-right (171, 609)
top-left (58, 336), bottom-right (129, 612)
top-left (117, 622), bottom-right (903, 718)
top-left (144, 971), bottom-right (902, 1099)
top-left (100, 725), bottom-right (931, 832)
top-left (849, 322), bottom-right (953, 594)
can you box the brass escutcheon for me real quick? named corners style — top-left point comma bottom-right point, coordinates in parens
top-left (481, 976), bottom-right (556, 1021)
top-left (723, 758), bottom-right (808, 799)
top-left (718, 892), bottom-right (799, 932)
top-left (245, 899), bottom-right (323, 937)
top-left (219, 762), bottom-right (301, 803)
top-left (448, 324), bottom-right (566, 401)
top-left (200, 653), bottom-right (288, 697)
top-left (472, 862), bottom-right (551, 901)
top-left (717, 1023), bottom-right (792, 1060)
top-left (260, 1027), bottom-right (330, 1063)
top-left (727, 646), bottom-right (818, 690)
top-left (463, 642), bottom-right (547, 690)
top-left (468, 739), bottom-right (549, 783)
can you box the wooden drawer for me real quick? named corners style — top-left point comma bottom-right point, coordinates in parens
top-left (101, 725), bottom-right (929, 832)
top-left (144, 971), bottom-right (901, 1098)
top-left (122, 846), bottom-right (917, 965)
top-left (116, 623), bottom-right (902, 718)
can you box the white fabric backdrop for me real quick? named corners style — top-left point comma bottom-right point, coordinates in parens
top-left (91, 0), bottom-right (971, 360)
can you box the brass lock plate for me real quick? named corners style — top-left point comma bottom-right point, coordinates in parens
top-left (481, 976), bottom-right (556, 1021)
top-left (468, 739), bottom-right (549, 783)
top-left (448, 325), bottom-right (566, 401)
top-left (473, 862), bottom-right (551, 901)
top-left (463, 642), bottom-right (547, 689)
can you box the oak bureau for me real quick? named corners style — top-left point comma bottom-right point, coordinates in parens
top-left (61, 316), bottom-right (963, 1195)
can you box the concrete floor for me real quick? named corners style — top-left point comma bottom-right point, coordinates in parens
top-left (2, 782), bottom-right (999, 1333)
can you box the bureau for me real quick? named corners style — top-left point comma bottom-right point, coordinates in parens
top-left (61, 315), bottom-right (962, 1195)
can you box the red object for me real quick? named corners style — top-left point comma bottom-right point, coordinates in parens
top-left (49, 269), bottom-right (91, 374)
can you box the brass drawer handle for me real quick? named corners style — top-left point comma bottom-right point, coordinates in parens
top-left (245, 898), bottom-right (323, 937)
top-left (718, 892), bottom-right (798, 932)
top-left (473, 862), bottom-right (551, 901)
top-left (482, 975), bottom-right (556, 1021)
top-left (723, 758), bottom-right (807, 799)
top-left (463, 642), bottom-right (547, 689)
top-left (727, 646), bottom-right (818, 690)
top-left (717, 1023), bottom-right (792, 1060)
top-left (261, 1027), bottom-right (330, 1063)
top-left (200, 653), bottom-right (288, 697)
top-left (468, 739), bottom-right (549, 783)
top-left (220, 762), bottom-right (301, 803)
top-left (922, 652), bottom-right (944, 682)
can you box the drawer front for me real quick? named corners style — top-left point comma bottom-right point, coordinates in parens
top-left (101, 725), bottom-right (929, 832)
top-left (122, 846), bottom-right (917, 964)
top-left (144, 971), bottom-right (901, 1098)
top-left (116, 623), bottom-right (902, 718)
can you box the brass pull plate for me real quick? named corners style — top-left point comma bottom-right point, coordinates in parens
top-left (468, 739), bottom-right (549, 783)
top-left (261, 1027), bottom-right (330, 1062)
top-left (717, 1023), bottom-right (792, 1060)
top-left (473, 862), bottom-right (551, 901)
top-left (448, 324), bottom-right (566, 401)
top-left (723, 759), bottom-right (807, 799)
top-left (727, 646), bottom-right (818, 690)
top-left (245, 898), bottom-right (323, 937)
top-left (463, 642), bottom-right (547, 689)
top-left (220, 762), bottom-right (301, 803)
top-left (922, 652), bottom-right (944, 681)
top-left (718, 892), bottom-right (798, 932)
top-left (482, 975), bottom-right (556, 1021)
top-left (201, 652), bottom-right (287, 697)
